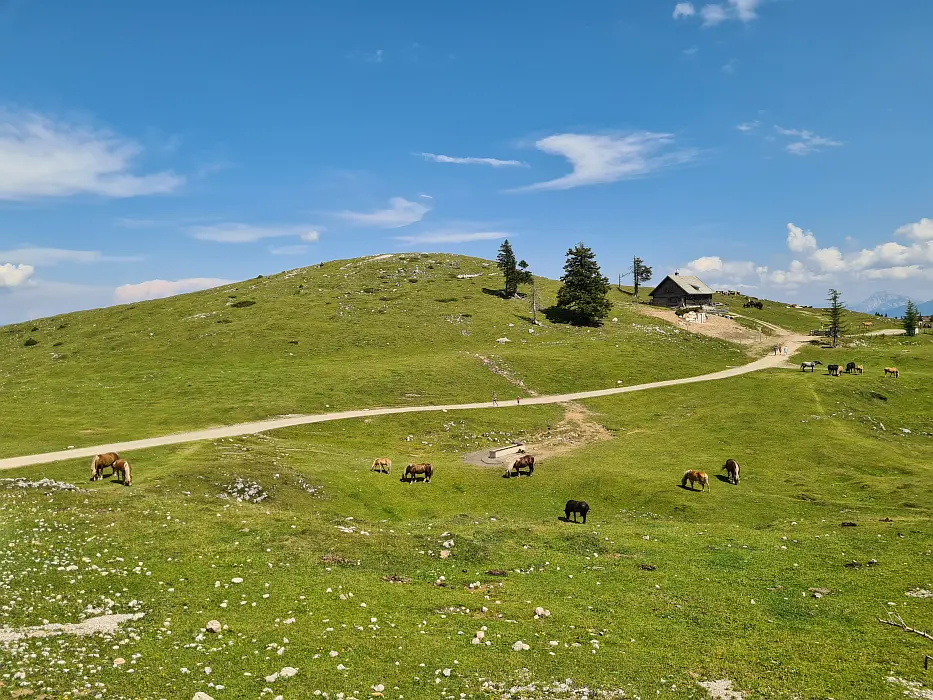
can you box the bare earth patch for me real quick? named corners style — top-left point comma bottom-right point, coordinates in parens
top-left (638, 306), bottom-right (766, 350)
top-left (698, 679), bottom-right (746, 699)
top-left (0, 613), bottom-right (145, 643)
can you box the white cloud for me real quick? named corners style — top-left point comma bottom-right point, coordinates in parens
top-left (511, 132), bottom-right (698, 192)
top-left (721, 59), bottom-right (736, 74)
top-left (786, 223), bottom-right (818, 254)
top-left (114, 278), bottom-right (232, 304)
top-left (0, 111), bottom-right (184, 200)
top-left (0, 263), bottom-right (34, 287)
top-left (895, 218), bottom-right (933, 241)
top-left (699, 0), bottom-right (762, 25)
top-left (682, 256), bottom-right (756, 279)
top-left (673, 2), bottom-right (696, 19)
top-left (419, 152), bottom-right (526, 168)
top-left (394, 231), bottom-right (510, 245)
top-left (190, 223), bottom-right (321, 243)
top-left (335, 197), bottom-right (429, 228)
top-left (0, 247), bottom-right (140, 266)
top-left (683, 46), bottom-right (700, 56)
top-left (763, 260), bottom-right (827, 287)
top-left (736, 121), bottom-right (760, 132)
top-left (270, 244), bottom-right (312, 256)
top-left (774, 126), bottom-right (843, 156)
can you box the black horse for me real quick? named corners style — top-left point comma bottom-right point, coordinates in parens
top-left (564, 500), bottom-right (589, 524)
top-left (845, 362), bottom-right (857, 374)
top-left (828, 364), bottom-right (841, 376)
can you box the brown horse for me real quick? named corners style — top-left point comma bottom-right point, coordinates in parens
top-left (884, 367), bottom-right (899, 378)
top-left (90, 452), bottom-right (120, 482)
top-left (508, 454), bottom-right (535, 477)
top-left (722, 459), bottom-right (740, 485)
top-left (370, 457), bottom-right (392, 474)
top-left (682, 469), bottom-right (710, 492)
top-left (111, 459), bottom-right (132, 486)
top-left (403, 463), bottom-right (433, 483)
top-left (854, 365), bottom-right (864, 375)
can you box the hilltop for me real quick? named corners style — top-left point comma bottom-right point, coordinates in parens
top-left (0, 253), bottom-right (746, 457)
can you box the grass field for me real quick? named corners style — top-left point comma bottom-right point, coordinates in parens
top-left (707, 294), bottom-right (900, 337)
top-left (1, 328), bottom-right (931, 699)
top-left (0, 254), bottom-right (747, 458)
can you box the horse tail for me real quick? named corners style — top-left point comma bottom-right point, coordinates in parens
top-left (90, 455), bottom-right (99, 480)
top-left (681, 471), bottom-right (689, 487)
top-left (123, 461), bottom-right (132, 486)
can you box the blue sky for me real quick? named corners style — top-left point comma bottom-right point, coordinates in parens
top-left (1, 0), bottom-right (932, 322)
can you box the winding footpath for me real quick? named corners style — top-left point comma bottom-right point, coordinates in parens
top-left (0, 328), bottom-right (904, 471)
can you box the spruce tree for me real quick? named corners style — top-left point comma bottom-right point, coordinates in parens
top-left (632, 257), bottom-right (653, 298)
top-left (556, 243), bottom-right (612, 325)
top-left (826, 288), bottom-right (847, 347)
top-left (903, 299), bottom-right (922, 336)
top-left (496, 240), bottom-right (519, 297)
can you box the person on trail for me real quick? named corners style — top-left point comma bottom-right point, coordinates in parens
top-left (773, 345), bottom-right (779, 355)
top-left (783, 345), bottom-right (789, 355)
top-left (493, 393), bottom-right (498, 407)
top-left (516, 396), bottom-right (521, 405)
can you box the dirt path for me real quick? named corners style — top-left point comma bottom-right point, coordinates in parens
top-left (0, 333), bottom-right (814, 472)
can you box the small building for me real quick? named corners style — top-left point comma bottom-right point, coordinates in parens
top-left (649, 273), bottom-right (714, 308)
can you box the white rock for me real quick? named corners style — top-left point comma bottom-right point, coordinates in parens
top-left (373, 684), bottom-right (385, 693)
top-left (443, 668), bottom-right (452, 677)
top-left (337, 663), bottom-right (347, 671)
top-left (205, 620), bottom-right (222, 634)
top-left (231, 577), bottom-right (244, 584)
top-left (475, 630), bottom-right (485, 640)
top-left (548, 640), bottom-right (559, 646)
top-left (496, 337), bottom-right (511, 343)
top-left (512, 640), bottom-right (530, 651)
top-left (193, 693), bottom-right (215, 700)
top-left (329, 650), bottom-right (339, 657)
top-left (280, 666), bottom-right (298, 678)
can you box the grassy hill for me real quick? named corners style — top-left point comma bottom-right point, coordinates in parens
top-left (0, 332), bottom-right (931, 699)
top-left (0, 253), bottom-right (746, 457)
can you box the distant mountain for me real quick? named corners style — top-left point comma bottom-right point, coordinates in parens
top-left (851, 291), bottom-right (911, 315)
top-left (885, 299), bottom-right (933, 318)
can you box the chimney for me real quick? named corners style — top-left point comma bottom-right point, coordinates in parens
top-left (674, 270), bottom-right (679, 276)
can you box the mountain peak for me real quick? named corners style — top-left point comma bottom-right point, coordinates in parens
top-left (851, 290), bottom-right (911, 314)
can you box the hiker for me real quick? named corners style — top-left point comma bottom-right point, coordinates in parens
top-left (492, 393), bottom-right (498, 407)
top-left (773, 345), bottom-right (779, 355)
top-left (783, 346), bottom-right (789, 355)
top-left (516, 396), bottom-right (521, 405)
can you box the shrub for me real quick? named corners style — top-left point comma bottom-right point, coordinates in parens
top-left (230, 300), bottom-right (256, 308)
top-left (23, 338), bottom-right (39, 347)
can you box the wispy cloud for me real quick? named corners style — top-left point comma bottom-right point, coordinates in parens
top-left (394, 230), bottom-right (510, 245)
top-left (269, 244), bottom-right (313, 256)
top-left (673, 2), bottom-right (696, 18)
top-left (720, 59), bottom-right (736, 74)
top-left (510, 132), bottom-right (698, 192)
top-left (114, 217), bottom-right (158, 228)
top-left (774, 126), bottom-right (843, 156)
top-left (682, 46), bottom-right (700, 56)
top-left (736, 120), bottom-right (761, 132)
top-left (0, 110), bottom-right (184, 200)
top-left (0, 247), bottom-right (141, 266)
top-left (675, 0), bottom-right (764, 26)
top-left (419, 152), bottom-right (526, 168)
top-left (190, 223), bottom-right (321, 243)
top-left (114, 278), bottom-right (233, 304)
top-left (0, 263), bottom-right (34, 288)
top-left (335, 197), bottom-right (429, 229)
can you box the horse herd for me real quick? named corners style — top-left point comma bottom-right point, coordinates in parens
top-left (89, 452), bottom-right (132, 486)
top-left (800, 360), bottom-right (899, 378)
top-left (368, 453), bottom-right (741, 523)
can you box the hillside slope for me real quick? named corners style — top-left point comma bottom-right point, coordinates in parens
top-left (0, 253), bottom-right (745, 457)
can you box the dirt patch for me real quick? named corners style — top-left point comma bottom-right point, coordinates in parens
top-left (463, 402), bottom-right (611, 467)
top-left (698, 679), bottom-right (745, 700)
top-left (0, 613), bottom-right (145, 643)
top-left (638, 306), bottom-right (767, 351)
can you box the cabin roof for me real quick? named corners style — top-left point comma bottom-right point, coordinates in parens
top-left (650, 275), bottom-right (714, 297)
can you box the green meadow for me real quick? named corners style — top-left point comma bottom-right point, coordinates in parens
top-left (0, 256), bottom-right (931, 699)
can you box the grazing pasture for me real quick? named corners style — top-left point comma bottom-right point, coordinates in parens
top-left (0, 254), bottom-right (746, 458)
top-left (1, 333), bottom-right (931, 699)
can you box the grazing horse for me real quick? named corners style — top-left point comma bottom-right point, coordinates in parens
top-left (403, 463), bottom-right (433, 483)
top-left (111, 459), bottom-right (132, 487)
top-left (845, 362), bottom-right (857, 374)
top-left (508, 454), bottom-right (535, 477)
top-left (884, 367), bottom-right (899, 378)
top-left (855, 365), bottom-right (864, 375)
top-left (722, 459), bottom-right (740, 485)
top-left (564, 499), bottom-right (589, 524)
top-left (370, 457), bottom-right (392, 474)
top-left (682, 470), bottom-right (710, 492)
top-left (90, 452), bottom-right (120, 482)
top-left (801, 361), bottom-right (823, 372)
top-left (827, 364), bottom-right (841, 376)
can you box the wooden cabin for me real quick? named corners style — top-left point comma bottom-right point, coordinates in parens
top-left (649, 274), bottom-right (714, 308)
